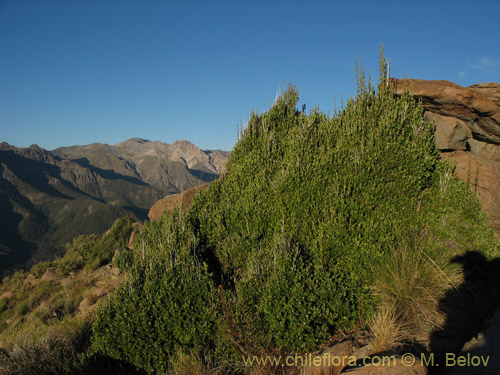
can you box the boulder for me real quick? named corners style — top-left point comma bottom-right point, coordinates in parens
top-left (41, 267), bottom-right (58, 282)
top-left (148, 184), bottom-right (208, 221)
top-left (425, 112), bottom-right (470, 151)
top-left (346, 356), bottom-right (427, 375)
top-left (301, 341), bottom-right (354, 375)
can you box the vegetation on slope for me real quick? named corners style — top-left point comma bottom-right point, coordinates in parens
top-left (92, 212), bottom-right (218, 373)
top-left (0, 217), bottom-right (135, 375)
top-left (90, 56), bottom-right (500, 374)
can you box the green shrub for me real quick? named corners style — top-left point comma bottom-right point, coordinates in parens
top-left (53, 217), bottom-right (134, 276)
top-left (29, 261), bottom-right (53, 278)
top-left (189, 60), bottom-right (441, 354)
top-left (90, 54), bottom-right (500, 372)
top-left (92, 213), bottom-right (218, 375)
top-left (56, 235), bottom-right (98, 276)
top-left (113, 248), bottom-right (134, 272)
top-left (86, 217), bottom-right (134, 270)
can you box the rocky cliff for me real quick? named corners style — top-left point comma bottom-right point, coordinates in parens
top-left (0, 139), bottom-right (229, 273)
top-left (393, 79), bottom-right (500, 231)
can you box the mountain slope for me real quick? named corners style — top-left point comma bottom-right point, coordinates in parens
top-left (0, 139), bottom-right (229, 274)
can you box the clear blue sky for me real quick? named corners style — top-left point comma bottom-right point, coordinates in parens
top-left (1, 0), bottom-right (499, 151)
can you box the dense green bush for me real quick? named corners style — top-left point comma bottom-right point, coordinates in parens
top-left (55, 235), bottom-right (98, 276)
top-left (189, 63), bottom-right (440, 353)
top-left (113, 248), bottom-right (134, 272)
top-left (91, 55), bottom-right (500, 373)
top-left (91, 213), bottom-right (218, 374)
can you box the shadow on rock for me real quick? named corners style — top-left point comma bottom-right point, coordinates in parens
top-left (430, 251), bottom-right (500, 374)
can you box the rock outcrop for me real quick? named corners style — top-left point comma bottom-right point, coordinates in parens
top-left (300, 341), bottom-right (427, 375)
top-left (148, 184), bottom-right (208, 220)
top-left (393, 79), bottom-right (500, 231)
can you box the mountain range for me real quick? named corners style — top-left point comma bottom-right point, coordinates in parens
top-left (0, 138), bottom-right (229, 274)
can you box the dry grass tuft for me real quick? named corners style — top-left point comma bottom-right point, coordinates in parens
top-left (369, 304), bottom-right (408, 354)
top-left (370, 241), bottom-right (461, 349)
top-left (0, 318), bottom-right (91, 375)
top-left (168, 348), bottom-right (225, 375)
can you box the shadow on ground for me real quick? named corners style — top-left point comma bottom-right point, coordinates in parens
top-left (429, 251), bottom-right (500, 374)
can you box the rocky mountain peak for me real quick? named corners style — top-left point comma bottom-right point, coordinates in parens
top-left (172, 139), bottom-right (194, 146)
top-left (115, 138), bottom-right (151, 147)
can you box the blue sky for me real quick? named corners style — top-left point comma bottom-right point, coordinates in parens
top-left (1, 1), bottom-right (499, 151)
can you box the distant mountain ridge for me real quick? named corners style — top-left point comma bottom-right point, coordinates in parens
top-left (0, 138), bottom-right (229, 273)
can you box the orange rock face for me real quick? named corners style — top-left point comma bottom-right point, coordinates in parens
top-left (393, 79), bottom-right (500, 231)
top-left (148, 184), bottom-right (208, 221)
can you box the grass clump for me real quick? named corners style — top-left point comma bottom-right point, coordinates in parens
top-left (168, 348), bottom-right (223, 375)
top-left (0, 319), bottom-right (91, 375)
top-left (373, 242), bottom-right (447, 331)
top-left (369, 304), bottom-right (407, 354)
top-left (369, 238), bottom-right (460, 351)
